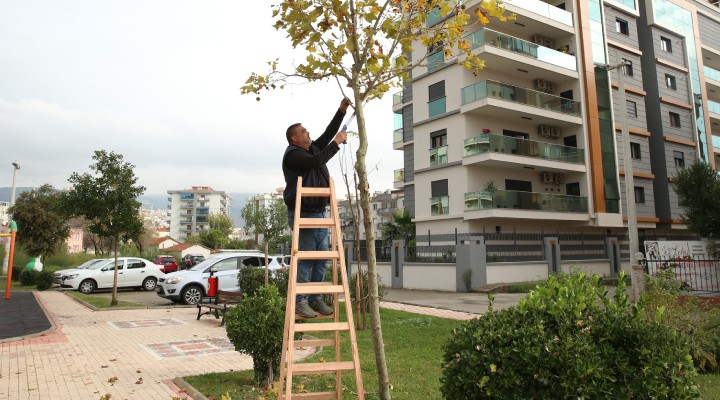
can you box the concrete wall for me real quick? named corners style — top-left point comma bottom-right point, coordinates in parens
top-left (560, 259), bottom-right (613, 277)
top-left (486, 262), bottom-right (548, 284)
top-left (402, 263), bottom-right (457, 291)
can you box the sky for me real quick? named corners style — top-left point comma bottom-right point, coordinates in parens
top-left (0, 1), bottom-right (400, 198)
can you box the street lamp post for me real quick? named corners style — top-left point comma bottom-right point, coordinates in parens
top-left (2, 161), bottom-right (20, 274)
top-left (599, 58), bottom-right (639, 271)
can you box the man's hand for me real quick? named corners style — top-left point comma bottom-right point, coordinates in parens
top-left (340, 97), bottom-right (352, 113)
top-left (334, 129), bottom-right (348, 145)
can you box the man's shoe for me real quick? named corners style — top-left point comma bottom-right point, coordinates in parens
top-left (310, 300), bottom-right (334, 316)
top-left (296, 301), bottom-right (317, 318)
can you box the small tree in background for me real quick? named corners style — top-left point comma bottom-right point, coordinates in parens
top-left (64, 150), bottom-right (146, 306)
top-left (241, 199), bottom-right (289, 286)
top-left (382, 209), bottom-right (415, 245)
top-left (186, 213), bottom-right (234, 250)
top-left (9, 184), bottom-right (69, 261)
top-left (672, 161), bottom-right (720, 238)
top-left (242, 3), bottom-right (514, 396)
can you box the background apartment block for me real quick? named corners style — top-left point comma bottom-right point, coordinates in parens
top-left (392, 0), bottom-right (720, 254)
top-left (167, 186), bottom-right (232, 241)
top-left (338, 190), bottom-right (404, 242)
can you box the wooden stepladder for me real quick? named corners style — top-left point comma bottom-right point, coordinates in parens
top-left (278, 177), bottom-right (364, 400)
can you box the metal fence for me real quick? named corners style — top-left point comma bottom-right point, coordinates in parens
top-left (406, 245), bottom-right (456, 263)
top-left (647, 258), bottom-right (720, 293)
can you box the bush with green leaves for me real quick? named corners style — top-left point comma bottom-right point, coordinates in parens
top-left (224, 285), bottom-right (285, 387)
top-left (11, 266), bottom-right (23, 282)
top-left (440, 272), bottom-right (698, 399)
top-left (645, 269), bottom-right (720, 372)
top-left (237, 267), bottom-right (289, 298)
top-left (19, 269), bottom-right (39, 286)
top-left (35, 270), bottom-right (54, 291)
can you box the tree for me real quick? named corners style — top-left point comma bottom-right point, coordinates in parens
top-left (241, 2), bottom-right (513, 396)
top-left (241, 199), bottom-right (289, 286)
top-left (672, 161), bottom-right (720, 238)
top-left (185, 213), bottom-right (234, 249)
top-left (9, 184), bottom-right (69, 259)
top-left (382, 209), bottom-right (415, 244)
top-left (64, 150), bottom-right (146, 306)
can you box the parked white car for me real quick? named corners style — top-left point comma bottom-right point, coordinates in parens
top-left (53, 258), bottom-right (107, 287)
top-left (156, 252), bottom-right (281, 305)
top-left (61, 257), bottom-right (162, 294)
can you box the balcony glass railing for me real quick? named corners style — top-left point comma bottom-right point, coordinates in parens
top-left (429, 145), bottom-right (448, 166)
top-left (713, 135), bottom-right (720, 149)
top-left (503, 0), bottom-right (573, 27)
top-left (709, 99), bottom-right (720, 115)
top-left (705, 66), bottom-right (720, 82)
top-left (464, 134), bottom-right (584, 163)
top-left (429, 97), bottom-right (446, 118)
top-left (428, 51), bottom-right (444, 71)
top-left (394, 168), bottom-right (405, 182)
top-left (393, 91), bottom-right (403, 105)
top-left (431, 196), bottom-right (450, 215)
top-left (180, 193), bottom-right (194, 200)
top-left (461, 80), bottom-right (581, 116)
top-left (463, 28), bottom-right (577, 71)
top-left (180, 203), bottom-right (193, 209)
top-left (394, 129), bottom-right (403, 144)
top-left (464, 190), bottom-right (588, 212)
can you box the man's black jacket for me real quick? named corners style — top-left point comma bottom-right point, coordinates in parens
top-left (282, 109), bottom-right (345, 212)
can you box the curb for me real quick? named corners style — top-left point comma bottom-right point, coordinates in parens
top-left (172, 377), bottom-right (209, 400)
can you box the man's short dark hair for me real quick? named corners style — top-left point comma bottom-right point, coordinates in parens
top-left (286, 123), bottom-right (301, 143)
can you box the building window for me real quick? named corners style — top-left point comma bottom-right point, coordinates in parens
top-left (669, 112), bottom-right (681, 128)
top-left (616, 18), bottom-right (629, 35)
top-left (665, 74), bottom-right (676, 90)
top-left (630, 142), bottom-right (641, 160)
top-left (626, 100), bottom-right (637, 118)
top-left (634, 187), bottom-right (645, 204)
top-left (674, 151), bottom-right (685, 168)
top-left (428, 81), bottom-right (446, 118)
top-left (622, 58), bottom-right (633, 76)
top-left (661, 37), bottom-right (672, 53)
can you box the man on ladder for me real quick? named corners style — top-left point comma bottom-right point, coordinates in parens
top-left (282, 98), bottom-right (350, 318)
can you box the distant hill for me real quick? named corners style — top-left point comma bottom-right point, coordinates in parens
top-left (0, 187), bottom-right (257, 228)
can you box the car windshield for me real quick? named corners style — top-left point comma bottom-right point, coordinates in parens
top-left (77, 259), bottom-right (104, 269)
top-left (88, 260), bottom-right (114, 270)
top-left (188, 257), bottom-right (220, 271)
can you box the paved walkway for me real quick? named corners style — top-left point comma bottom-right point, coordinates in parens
top-left (0, 290), bottom-right (513, 399)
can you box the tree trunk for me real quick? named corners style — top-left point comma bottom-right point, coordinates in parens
top-left (353, 95), bottom-right (391, 399)
top-left (111, 237), bottom-right (119, 306)
top-left (264, 241), bottom-right (269, 287)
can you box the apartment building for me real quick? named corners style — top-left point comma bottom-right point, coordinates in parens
top-left (167, 186), bottom-right (232, 241)
top-left (393, 0), bottom-right (720, 251)
top-left (338, 190), bottom-right (404, 242)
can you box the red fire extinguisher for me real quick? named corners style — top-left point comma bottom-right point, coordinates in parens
top-left (208, 268), bottom-right (219, 297)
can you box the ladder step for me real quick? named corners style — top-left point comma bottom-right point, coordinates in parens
top-left (296, 284), bottom-right (344, 295)
top-left (298, 217), bottom-right (335, 228)
top-left (280, 391), bottom-right (337, 399)
top-left (292, 361), bottom-right (355, 375)
top-left (294, 339), bottom-right (336, 348)
top-left (294, 322), bottom-right (350, 333)
top-left (296, 250), bottom-right (341, 260)
top-left (298, 187), bottom-right (332, 197)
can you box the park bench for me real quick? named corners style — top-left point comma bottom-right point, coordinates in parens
top-left (196, 290), bottom-right (244, 326)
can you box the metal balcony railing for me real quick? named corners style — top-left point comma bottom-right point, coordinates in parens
top-left (464, 133), bottom-right (584, 163)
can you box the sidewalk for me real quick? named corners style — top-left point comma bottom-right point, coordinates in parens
top-left (0, 289), bottom-right (523, 399)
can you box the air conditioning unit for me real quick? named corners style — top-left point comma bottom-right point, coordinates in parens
top-left (535, 78), bottom-right (547, 91)
top-left (541, 172), bottom-right (554, 184)
top-left (554, 174), bottom-right (565, 185)
top-left (533, 34), bottom-right (545, 45)
top-left (544, 38), bottom-right (555, 49)
top-left (546, 81), bottom-right (556, 93)
top-left (538, 125), bottom-right (551, 137)
top-left (550, 127), bottom-right (561, 138)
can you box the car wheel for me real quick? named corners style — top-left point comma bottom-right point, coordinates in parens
top-left (79, 279), bottom-right (96, 294)
top-left (181, 285), bottom-right (204, 305)
top-left (142, 277), bottom-right (157, 291)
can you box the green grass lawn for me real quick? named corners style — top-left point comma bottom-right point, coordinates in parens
top-left (184, 307), bottom-right (464, 400)
top-left (65, 291), bottom-right (145, 309)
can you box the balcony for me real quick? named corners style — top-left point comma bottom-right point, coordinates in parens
top-left (464, 190), bottom-right (588, 213)
top-left (180, 203), bottom-right (193, 209)
top-left (430, 196), bottom-right (449, 216)
top-left (429, 146), bottom-right (448, 166)
top-left (460, 80), bottom-right (582, 125)
top-left (394, 168), bottom-right (404, 183)
top-left (196, 207), bottom-right (210, 215)
top-left (180, 194), bottom-right (194, 200)
top-left (463, 28), bottom-right (577, 75)
top-left (709, 99), bottom-right (720, 115)
top-left (428, 97), bottom-right (446, 118)
top-left (503, 0), bottom-right (573, 28)
top-left (393, 128), bottom-right (403, 150)
top-left (428, 50), bottom-right (444, 72)
top-left (464, 134), bottom-right (584, 166)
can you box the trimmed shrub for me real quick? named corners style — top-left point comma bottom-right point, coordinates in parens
top-left (11, 265), bottom-right (23, 281)
top-left (440, 272), bottom-right (699, 399)
top-left (225, 285), bottom-right (285, 387)
top-left (237, 267), bottom-right (289, 298)
top-left (35, 270), bottom-right (54, 291)
top-left (19, 269), bottom-right (39, 287)
top-left (645, 269), bottom-right (720, 372)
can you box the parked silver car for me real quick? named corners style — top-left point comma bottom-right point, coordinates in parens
top-left (155, 252), bottom-right (280, 305)
top-left (53, 258), bottom-right (107, 286)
